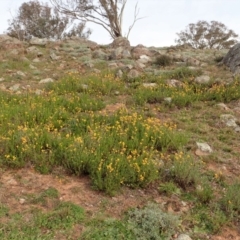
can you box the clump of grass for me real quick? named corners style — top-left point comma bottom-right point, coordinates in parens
top-left (220, 182), bottom-right (240, 220)
top-left (158, 181), bottom-right (181, 196)
top-left (81, 218), bottom-right (135, 240)
top-left (127, 202), bottom-right (179, 240)
top-left (0, 201), bottom-right (85, 239)
top-left (155, 55), bottom-right (172, 67)
top-left (161, 152), bottom-right (202, 189)
top-left (187, 204), bottom-right (227, 234)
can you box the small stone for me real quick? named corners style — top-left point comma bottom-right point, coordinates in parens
top-left (142, 83), bottom-right (157, 88)
top-left (216, 103), bottom-right (231, 111)
top-left (127, 69), bottom-right (140, 78)
top-left (50, 52), bottom-right (60, 60)
top-left (166, 79), bottom-right (183, 88)
top-left (81, 84), bottom-right (88, 90)
top-left (9, 84), bottom-right (20, 91)
top-left (16, 71), bottom-right (26, 77)
top-left (196, 142), bottom-right (213, 153)
top-left (29, 64), bottom-right (37, 70)
top-left (194, 75), bottom-right (211, 84)
top-left (164, 97), bottom-right (172, 103)
top-left (0, 77), bottom-right (4, 82)
top-left (220, 114), bottom-right (238, 127)
top-left (176, 234), bottom-right (192, 240)
top-left (7, 178), bottom-right (18, 186)
top-left (116, 69), bottom-right (123, 78)
top-left (35, 89), bottom-right (43, 95)
top-left (19, 198), bottom-right (26, 204)
top-left (39, 78), bottom-right (54, 84)
top-left (33, 58), bottom-right (40, 63)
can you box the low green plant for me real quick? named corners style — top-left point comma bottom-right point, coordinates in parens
top-left (127, 202), bottom-right (179, 240)
top-left (158, 181), bottom-right (181, 196)
top-left (81, 218), bottom-right (135, 240)
top-left (155, 55), bottom-right (172, 67)
top-left (194, 180), bottom-right (214, 204)
top-left (36, 201), bottom-right (85, 230)
top-left (188, 204), bottom-right (227, 234)
top-left (162, 152), bottom-right (202, 189)
top-left (220, 182), bottom-right (240, 220)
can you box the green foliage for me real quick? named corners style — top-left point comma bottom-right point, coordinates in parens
top-left (81, 218), bottom-right (135, 240)
top-left (0, 202), bottom-right (84, 239)
top-left (36, 202), bottom-right (85, 230)
top-left (158, 181), bottom-right (181, 196)
top-left (175, 20), bottom-right (238, 49)
top-left (220, 182), bottom-right (240, 220)
top-left (127, 203), bottom-right (179, 240)
top-left (162, 152), bottom-right (202, 189)
top-left (6, 0), bottom-right (91, 40)
top-left (194, 180), bottom-right (214, 204)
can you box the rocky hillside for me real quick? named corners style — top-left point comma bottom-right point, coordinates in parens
top-left (0, 34), bottom-right (232, 93)
top-left (0, 34), bottom-right (240, 240)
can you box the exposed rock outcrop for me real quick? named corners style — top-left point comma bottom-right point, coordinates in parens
top-left (222, 43), bottom-right (240, 75)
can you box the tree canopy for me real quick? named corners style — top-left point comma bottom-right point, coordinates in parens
top-left (175, 20), bottom-right (239, 49)
top-left (6, 0), bottom-right (91, 41)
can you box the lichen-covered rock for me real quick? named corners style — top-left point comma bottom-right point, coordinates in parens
top-left (222, 43), bottom-right (240, 75)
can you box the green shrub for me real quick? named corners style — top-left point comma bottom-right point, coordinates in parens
top-left (220, 182), bottom-right (240, 220)
top-left (127, 202), bottom-right (179, 240)
top-left (155, 55), bottom-right (172, 67)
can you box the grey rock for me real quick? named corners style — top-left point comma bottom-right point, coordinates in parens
top-left (164, 97), bottom-right (172, 103)
top-left (92, 49), bottom-right (108, 60)
top-left (30, 37), bottom-right (48, 46)
top-left (138, 55), bottom-right (152, 64)
top-left (166, 79), bottom-right (183, 88)
top-left (132, 44), bottom-right (153, 59)
top-left (220, 114), bottom-right (238, 127)
top-left (122, 49), bottom-right (131, 58)
top-left (222, 43), bottom-right (240, 75)
top-left (216, 103), bottom-right (231, 111)
top-left (9, 84), bottom-right (20, 91)
top-left (194, 75), bottom-right (210, 84)
top-left (81, 84), bottom-right (88, 90)
top-left (116, 69), bottom-right (123, 78)
top-left (111, 37), bottom-right (130, 49)
top-left (196, 142), bottom-right (213, 153)
top-left (39, 78), bottom-right (54, 84)
top-left (35, 89), bottom-right (43, 95)
top-left (50, 52), bottom-right (60, 60)
top-left (33, 58), bottom-right (41, 63)
top-left (19, 198), bottom-right (26, 204)
top-left (142, 83), bottom-right (157, 88)
top-left (26, 46), bottom-right (39, 54)
top-left (111, 47), bottom-right (123, 60)
top-left (108, 62), bottom-right (118, 68)
top-left (29, 64), bottom-right (37, 70)
top-left (176, 234), bottom-right (192, 240)
top-left (127, 69), bottom-right (140, 78)
top-left (16, 71), bottom-right (26, 77)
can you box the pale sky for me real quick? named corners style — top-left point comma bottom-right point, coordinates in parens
top-left (0, 0), bottom-right (239, 47)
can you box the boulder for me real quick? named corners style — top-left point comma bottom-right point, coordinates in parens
top-left (30, 37), bottom-right (48, 46)
top-left (111, 37), bottom-right (130, 49)
top-left (132, 44), bottom-right (153, 59)
top-left (222, 43), bottom-right (240, 75)
top-left (66, 37), bottom-right (99, 50)
top-left (0, 34), bottom-right (24, 50)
